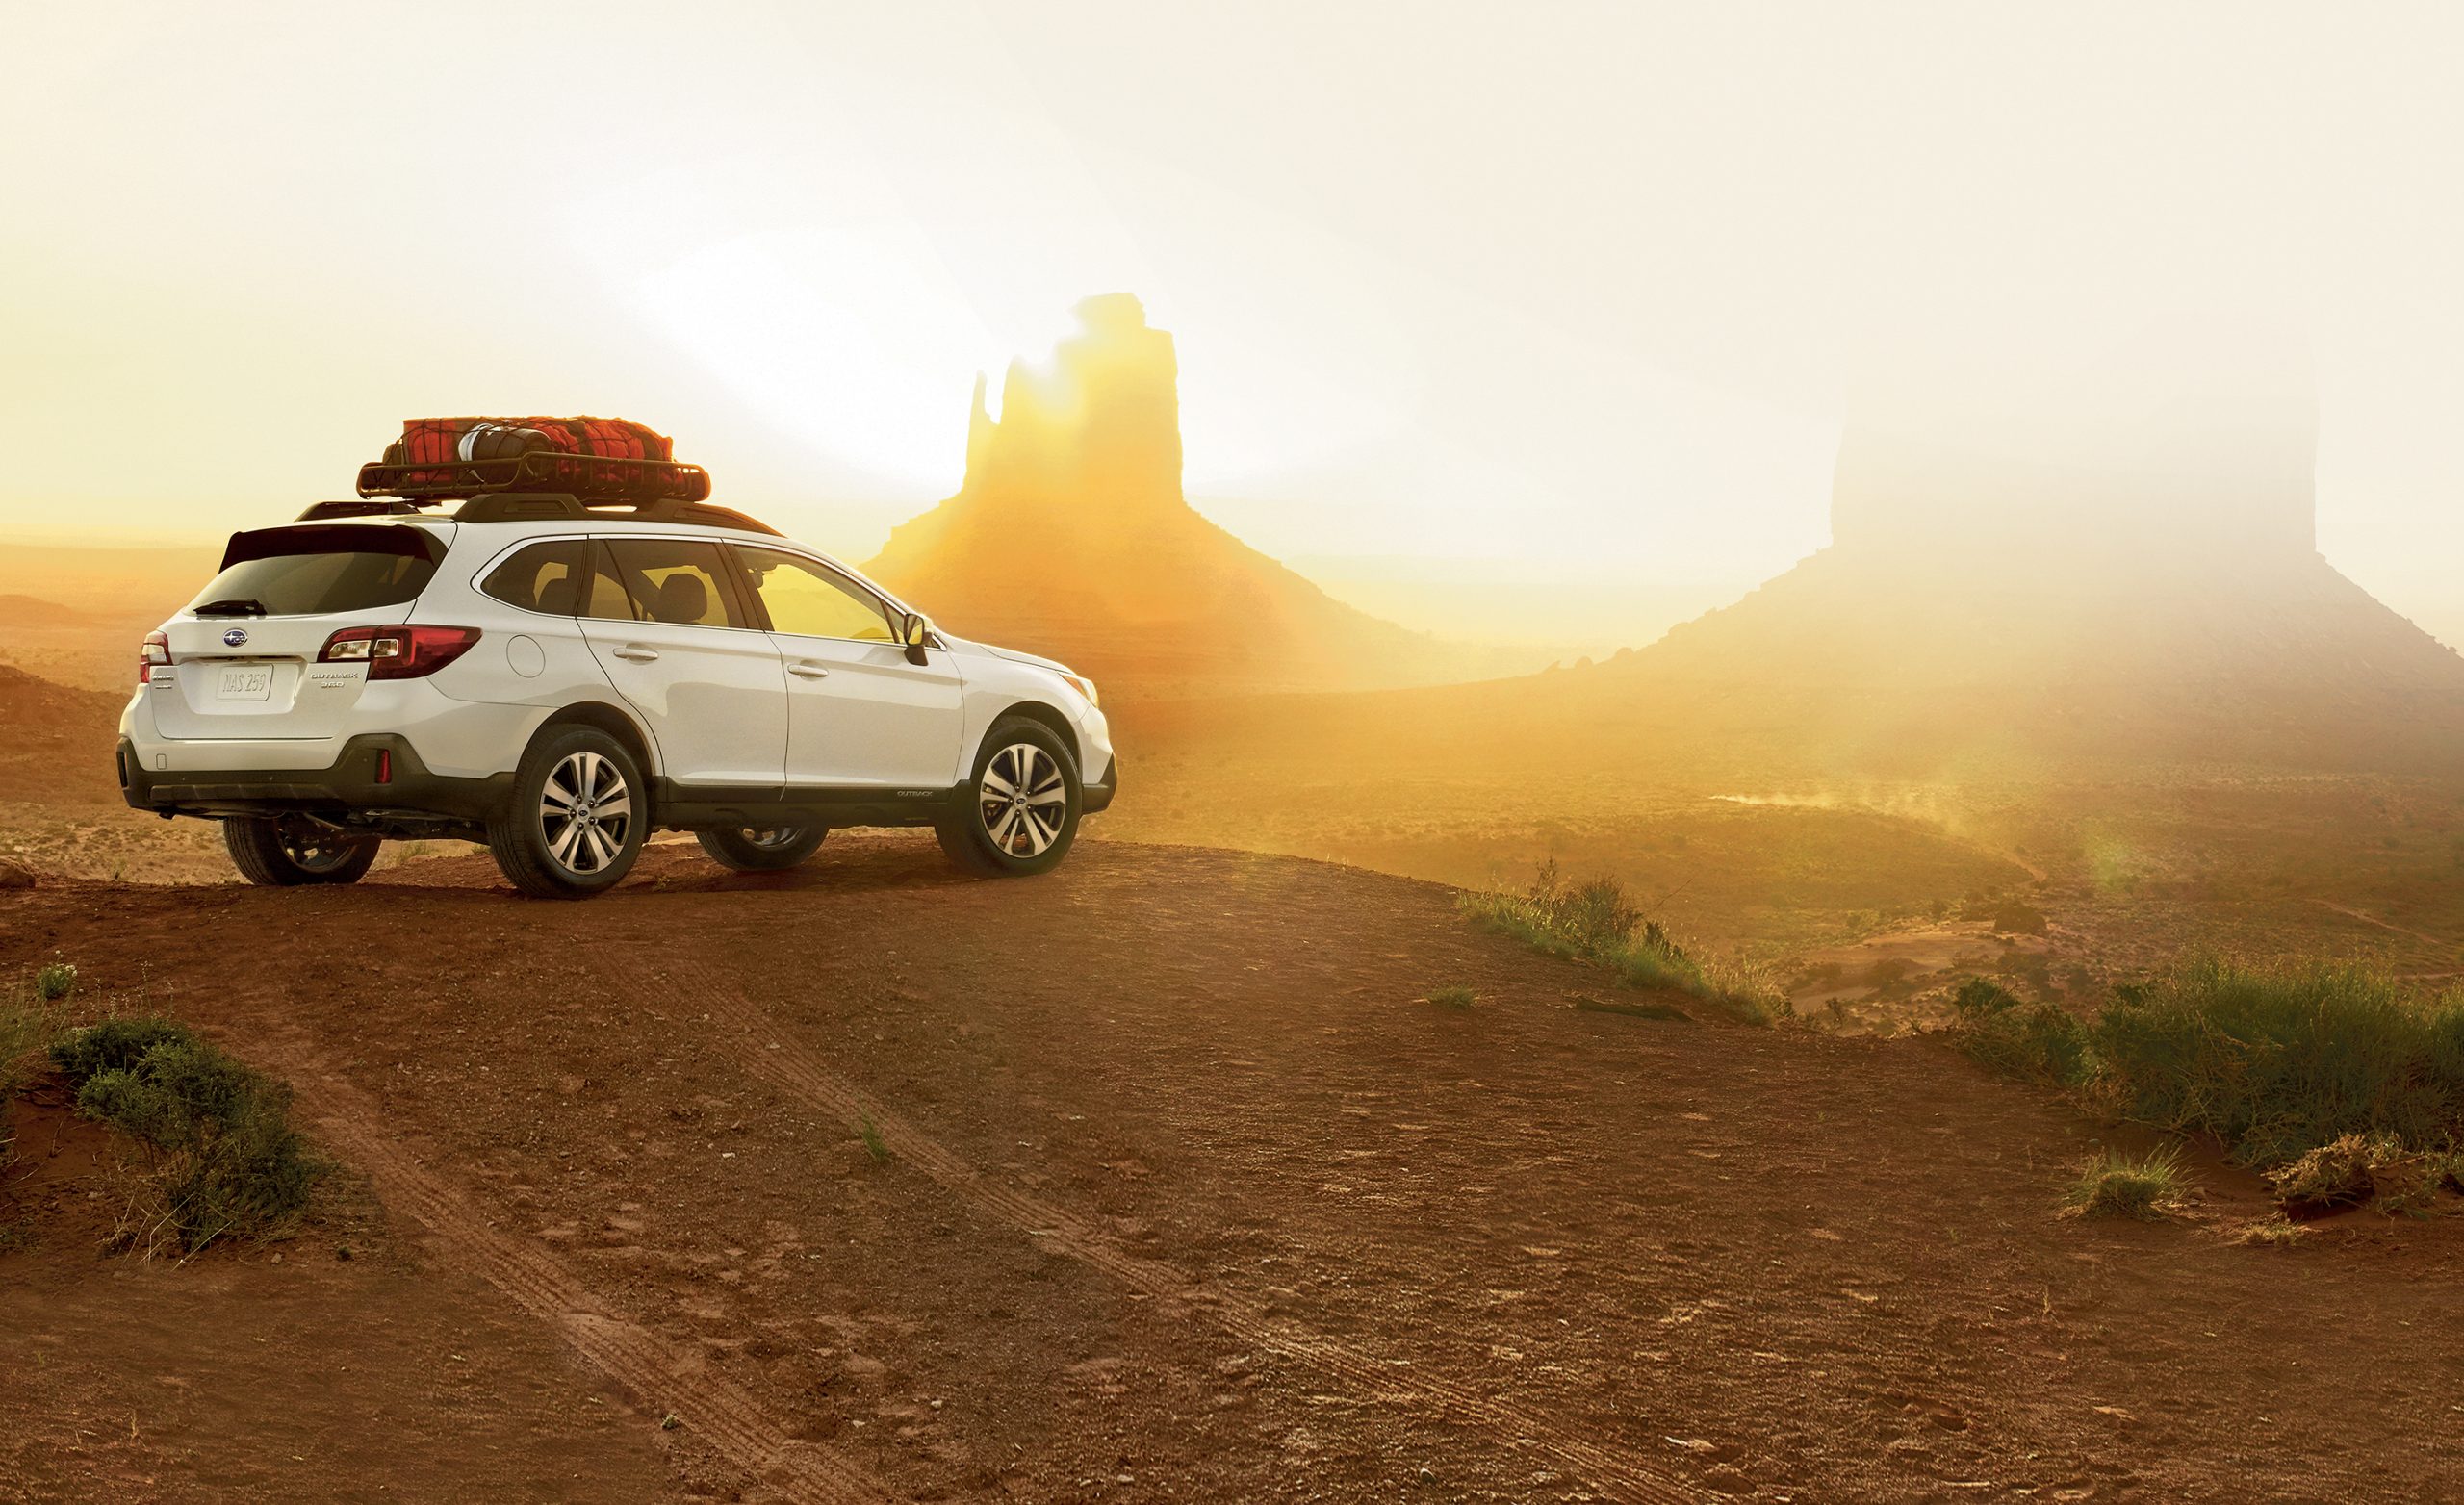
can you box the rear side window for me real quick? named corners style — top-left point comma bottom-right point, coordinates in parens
top-left (192, 524), bottom-right (442, 617)
top-left (597, 539), bottom-right (751, 628)
top-left (479, 540), bottom-right (589, 615)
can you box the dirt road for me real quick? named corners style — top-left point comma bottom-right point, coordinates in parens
top-left (4, 836), bottom-right (2461, 1502)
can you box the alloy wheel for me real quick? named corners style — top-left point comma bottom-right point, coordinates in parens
top-left (978, 742), bottom-right (1067, 856)
top-left (540, 749), bottom-right (634, 874)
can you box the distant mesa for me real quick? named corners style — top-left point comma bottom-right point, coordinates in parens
top-left (1826, 333), bottom-right (2319, 574)
top-left (865, 294), bottom-right (1520, 697)
top-left (1579, 337), bottom-right (2464, 771)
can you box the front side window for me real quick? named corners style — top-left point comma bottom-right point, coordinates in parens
top-left (479, 540), bottom-right (588, 615)
top-left (739, 548), bottom-right (895, 642)
top-left (192, 524), bottom-right (442, 617)
top-left (596, 538), bottom-right (750, 628)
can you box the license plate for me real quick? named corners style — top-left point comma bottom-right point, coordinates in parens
top-left (217, 664), bottom-right (274, 701)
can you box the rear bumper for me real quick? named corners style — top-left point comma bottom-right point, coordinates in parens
top-left (1083, 752), bottom-right (1118, 815)
top-left (117, 733), bottom-right (513, 827)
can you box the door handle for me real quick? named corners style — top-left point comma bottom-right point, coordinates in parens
top-left (611, 645), bottom-right (660, 663)
top-left (788, 661), bottom-right (832, 679)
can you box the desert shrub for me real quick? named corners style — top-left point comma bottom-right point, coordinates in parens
top-left (53, 1018), bottom-right (321, 1251)
top-left (2264, 1133), bottom-right (2440, 1215)
top-left (2088, 958), bottom-right (2464, 1169)
top-left (1460, 862), bottom-right (1781, 1025)
top-left (2065, 1145), bottom-right (2182, 1220)
top-left (1990, 902), bottom-right (2048, 936)
top-left (1950, 978), bottom-right (2022, 1020)
top-left (1958, 957), bottom-right (2464, 1201)
top-left (1951, 979), bottom-right (2092, 1085)
top-left (1424, 985), bottom-right (1477, 1010)
top-left (1960, 1001), bottom-right (2094, 1086)
top-left (34, 961), bottom-right (76, 1002)
top-left (49, 1015), bottom-right (193, 1083)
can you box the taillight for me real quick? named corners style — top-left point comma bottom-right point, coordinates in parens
top-left (319, 625), bottom-right (482, 679)
top-left (139, 631), bottom-right (169, 685)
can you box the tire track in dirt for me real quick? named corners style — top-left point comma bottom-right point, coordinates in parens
top-left (271, 1061), bottom-right (891, 1505)
top-left (662, 957), bottom-right (1704, 1505)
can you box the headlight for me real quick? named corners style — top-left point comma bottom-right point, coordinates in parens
top-left (1060, 672), bottom-right (1099, 708)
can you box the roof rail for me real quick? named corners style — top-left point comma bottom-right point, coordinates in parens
top-left (297, 498), bottom-right (436, 522)
top-left (450, 492), bottom-right (783, 536)
top-left (357, 451), bottom-right (711, 504)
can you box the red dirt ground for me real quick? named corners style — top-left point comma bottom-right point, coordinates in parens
top-left (4, 836), bottom-right (2462, 1502)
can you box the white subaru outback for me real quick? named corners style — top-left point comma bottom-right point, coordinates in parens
top-left (117, 492), bottom-right (1116, 898)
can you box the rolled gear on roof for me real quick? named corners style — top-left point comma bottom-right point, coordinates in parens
top-left (357, 416), bottom-right (710, 502)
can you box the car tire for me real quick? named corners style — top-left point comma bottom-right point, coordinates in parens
top-left (936, 717), bottom-right (1081, 878)
top-left (223, 815), bottom-right (381, 886)
top-left (697, 824), bottom-right (827, 872)
top-left (488, 726), bottom-right (648, 900)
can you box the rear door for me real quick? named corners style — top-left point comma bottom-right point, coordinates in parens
top-left (731, 545), bottom-right (964, 789)
top-left (150, 523), bottom-right (449, 741)
top-left (577, 537), bottom-right (787, 789)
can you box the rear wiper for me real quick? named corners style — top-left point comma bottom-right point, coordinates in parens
top-left (193, 599), bottom-right (269, 617)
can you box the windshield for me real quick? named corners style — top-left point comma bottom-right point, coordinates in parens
top-left (190, 524), bottom-right (443, 617)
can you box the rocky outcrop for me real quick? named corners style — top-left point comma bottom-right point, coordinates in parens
top-left (867, 296), bottom-right (1526, 696)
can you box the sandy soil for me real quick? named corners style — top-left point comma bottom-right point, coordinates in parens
top-left (5, 837), bottom-right (2462, 1503)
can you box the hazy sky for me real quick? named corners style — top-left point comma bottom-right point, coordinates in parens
top-left (4, 3), bottom-right (2460, 649)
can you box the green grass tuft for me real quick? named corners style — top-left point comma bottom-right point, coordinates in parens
top-left (1956, 957), bottom-right (2464, 1197)
top-left (51, 1016), bottom-right (321, 1252)
top-left (1949, 979), bottom-right (2095, 1087)
top-left (1424, 985), bottom-right (1477, 1010)
top-left (1461, 861), bottom-right (1784, 1026)
top-left (857, 1112), bottom-right (891, 1165)
top-left (34, 962), bottom-right (76, 1003)
top-left (2065, 1144), bottom-right (2183, 1220)
top-left (2086, 957), bottom-right (2464, 1171)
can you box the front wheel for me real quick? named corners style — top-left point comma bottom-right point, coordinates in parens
top-left (488, 727), bottom-right (648, 899)
top-left (697, 825), bottom-right (827, 872)
top-left (936, 718), bottom-right (1081, 877)
top-left (224, 815), bottom-right (380, 886)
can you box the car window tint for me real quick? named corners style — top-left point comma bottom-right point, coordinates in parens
top-left (479, 540), bottom-right (587, 614)
top-left (192, 525), bottom-right (441, 616)
top-left (739, 548), bottom-right (894, 642)
top-left (599, 538), bottom-right (747, 628)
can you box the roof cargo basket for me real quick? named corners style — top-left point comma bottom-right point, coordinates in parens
top-left (449, 492), bottom-right (783, 536)
top-left (357, 451), bottom-right (711, 504)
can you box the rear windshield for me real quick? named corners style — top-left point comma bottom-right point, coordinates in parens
top-left (192, 524), bottom-right (443, 618)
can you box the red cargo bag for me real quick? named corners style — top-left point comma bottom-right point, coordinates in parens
top-left (369, 416), bottom-right (705, 501)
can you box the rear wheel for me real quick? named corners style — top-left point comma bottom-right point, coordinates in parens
top-left (696, 824), bottom-right (827, 872)
top-left (488, 727), bottom-right (647, 900)
top-left (936, 718), bottom-right (1081, 877)
top-left (223, 815), bottom-right (380, 886)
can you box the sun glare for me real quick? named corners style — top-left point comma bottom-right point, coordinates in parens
top-left (626, 227), bottom-right (1090, 491)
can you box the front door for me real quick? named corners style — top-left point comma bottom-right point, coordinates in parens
top-left (578, 537), bottom-right (787, 789)
top-left (732, 546), bottom-right (964, 790)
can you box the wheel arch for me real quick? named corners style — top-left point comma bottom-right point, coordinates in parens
top-left (533, 701), bottom-right (659, 778)
top-left (983, 701), bottom-right (1081, 773)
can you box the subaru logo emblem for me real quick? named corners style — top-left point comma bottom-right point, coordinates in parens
top-left (222, 627), bottom-right (249, 648)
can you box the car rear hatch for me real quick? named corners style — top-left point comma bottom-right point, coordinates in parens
top-left (149, 522), bottom-right (452, 741)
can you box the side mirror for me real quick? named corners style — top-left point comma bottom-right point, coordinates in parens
top-left (902, 611), bottom-right (934, 664)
